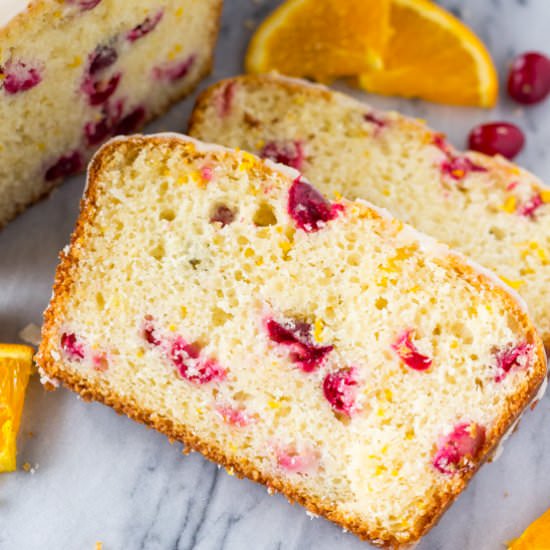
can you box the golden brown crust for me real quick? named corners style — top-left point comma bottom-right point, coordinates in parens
top-left (0, 0), bottom-right (223, 229)
top-left (36, 134), bottom-right (547, 549)
top-left (189, 74), bottom-right (550, 350)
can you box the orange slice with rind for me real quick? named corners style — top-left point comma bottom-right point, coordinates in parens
top-left (358, 0), bottom-right (498, 107)
top-left (0, 343), bottom-right (34, 472)
top-left (508, 508), bottom-right (550, 549)
top-left (245, 0), bottom-right (391, 81)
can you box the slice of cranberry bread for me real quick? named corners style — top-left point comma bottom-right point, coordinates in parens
top-left (36, 134), bottom-right (546, 548)
top-left (0, 0), bottom-right (221, 228)
top-left (188, 74), bottom-right (550, 349)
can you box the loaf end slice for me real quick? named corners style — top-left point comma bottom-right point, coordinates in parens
top-left (0, 0), bottom-right (222, 227)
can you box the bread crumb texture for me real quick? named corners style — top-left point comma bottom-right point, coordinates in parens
top-left (37, 136), bottom-right (546, 548)
top-left (189, 75), bottom-right (550, 348)
top-left (0, 0), bottom-right (221, 226)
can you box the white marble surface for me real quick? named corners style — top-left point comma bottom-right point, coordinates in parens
top-left (1, 1), bottom-right (550, 549)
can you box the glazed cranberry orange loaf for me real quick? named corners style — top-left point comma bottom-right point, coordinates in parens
top-left (0, 0), bottom-right (221, 227)
top-left (37, 134), bottom-right (546, 547)
top-left (189, 75), bottom-right (550, 348)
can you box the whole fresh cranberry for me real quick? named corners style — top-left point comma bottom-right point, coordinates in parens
top-left (468, 122), bottom-right (525, 160)
top-left (507, 51), bottom-right (550, 105)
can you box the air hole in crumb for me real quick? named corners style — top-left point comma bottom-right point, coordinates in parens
top-left (489, 226), bottom-right (505, 241)
top-left (233, 391), bottom-right (251, 402)
top-left (334, 412), bottom-right (351, 425)
top-left (150, 243), bottom-right (165, 261)
top-left (475, 377), bottom-right (484, 390)
top-left (210, 204), bottom-right (235, 226)
top-left (375, 297), bottom-right (387, 310)
top-left (211, 306), bottom-right (233, 327)
top-left (159, 181), bottom-right (169, 196)
top-left (433, 325), bottom-right (441, 336)
top-left (189, 258), bottom-right (201, 270)
top-left (253, 202), bottom-right (277, 226)
top-left (160, 208), bottom-right (176, 222)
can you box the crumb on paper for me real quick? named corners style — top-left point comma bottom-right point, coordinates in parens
top-left (18, 323), bottom-right (42, 346)
top-left (95, 543), bottom-right (103, 550)
top-left (22, 462), bottom-right (39, 474)
top-left (244, 18), bottom-right (255, 30)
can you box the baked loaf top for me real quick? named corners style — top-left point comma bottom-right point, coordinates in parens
top-left (189, 74), bottom-right (550, 348)
top-left (37, 134), bottom-right (546, 548)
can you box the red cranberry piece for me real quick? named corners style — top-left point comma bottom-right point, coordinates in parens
top-left (152, 55), bottom-right (195, 82)
top-left (288, 177), bottom-right (343, 232)
top-left (85, 118), bottom-right (112, 146)
top-left (267, 319), bottom-right (311, 345)
top-left (260, 140), bottom-right (305, 171)
top-left (441, 156), bottom-right (486, 181)
top-left (266, 318), bottom-right (333, 372)
top-left (1, 60), bottom-right (43, 95)
top-left (114, 106), bottom-right (146, 135)
top-left (82, 73), bottom-right (121, 106)
top-left (432, 133), bottom-right (453, 156)
top-left (61, 332), bottom-right (85, 361)
top-left (468, 122), bottom-right (525, 160)
top-left (433, 134), bottom-right (487, 180)
top-left (215, 404), bottom-right (252, 427)
top-left (67, 0), bottom-right (102, 10)
top-left (392, 330), bottom-right (432, 371)
top-left (170, 338), bottom-right (226, 384)
top-left (216, 81), bottom-right (237, 117)
top-left (127, 9), bottom-right (164, 42)
top-left (323, 367), bottom-right (359, 417)
top-left (210, 205), bottom-right (235, 227)
top-left (507, 52), bottom-right (550, 105)
top-left (494, 342), bottom-right (533, 382)
top-left (143, 317), bottom-right (162, 347)
top-left (433, 422), bottom-right (486, 475)
top-left (277, 445), bottom-right (319, 473)
top-left (92, 352), bottom-right (109, 372)
top-left (364, 112), bottom-right (386, 129)
top-left (88, 45), bottom-right (118, 76)
top-left (518, 193), bottom-right (544, 219)
top-left (84, 100), bottom-right (124, 146)
top-left (45, 152), bottom-right (83, 181)
top-left (201, 166), bottom-right (214, 182)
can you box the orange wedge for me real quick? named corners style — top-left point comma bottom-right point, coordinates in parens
top-left (358, 0), bottom-right (498, 107)
top-left (0, 344), bottom-right (33, 472)
top-left (245, 0), bottom-right (391, 80)
top-left (508, 508), bottom-right (550, 549)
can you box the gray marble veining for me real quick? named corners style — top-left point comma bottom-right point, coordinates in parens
top-left (1, 1), bottom-right (550, 549)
